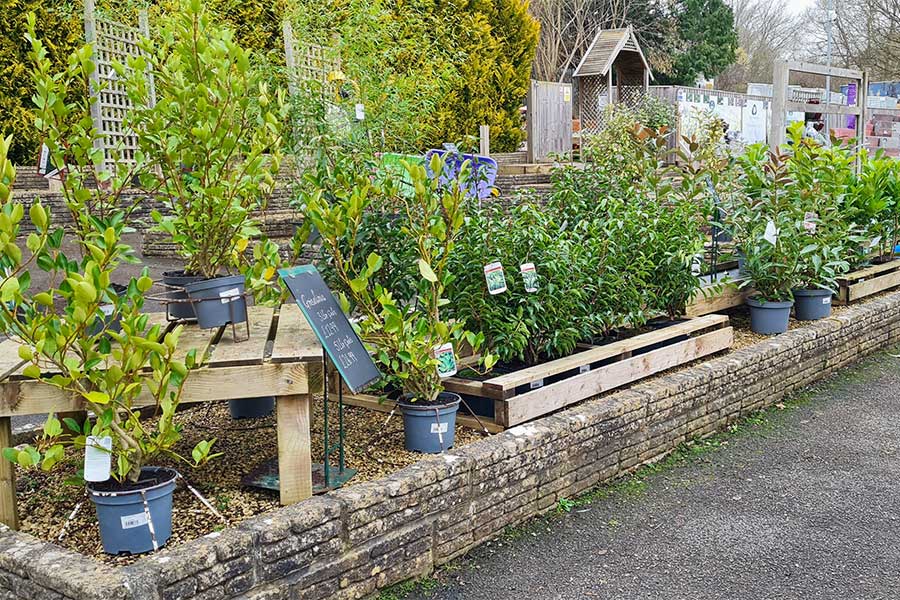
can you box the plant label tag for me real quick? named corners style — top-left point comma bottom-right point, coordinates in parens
top-left (354, 103), bottom-right (365, 121)
top-left (520, 263), bottom-right (538, 292)
top-left (529, 378), bottom-right (544, 390)
top-left (763, 220), bottom-right (778, 245)
top-left (823, 296), bottom-right (831, 305)
top-left (803, 212), bottom-right (818, 234)
top-left (564, 87), bottom-right (571, 102)
top-left (120, 512), bottom-right (149, 529)
top-left (219, 287), bottom-right (241, 304)
top-left (484, 262), bottom-right (507, 294)
top-left (433, 343), bottom-right (457, 378)
top-left (579, 365), bottom-right (591, 374)
top-left (430, 422), bottom-right (449, 434)
top-left (84, 435), bottom-right (112, 482)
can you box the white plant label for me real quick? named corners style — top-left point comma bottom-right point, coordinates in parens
top-left (430, 422), bottom-right (449, 434)
top-left (529, 379), bottom-right (545, 390)
top-left (219, 287), bottom-right (241, 304)
top-left (520, 263), bottom-right (538, 292)
top-left (120, 512), bottom-right (149, 529)
top-left (763, 220), bottom-right (778, 245)
top-left (579, 365), bottom-right (591, 374)
top-left (484, 262), bottom-right (507, 295)
top-left (354, 103), bottom-right (365, 121)
top-left (803, 212), bottom-right (818, 234)
top-left (433, 342), bottom-right (457, 378)
top-left (823, 297), bottom-right (831, 305)
top-left (84, 435), bottom-right (112, 482)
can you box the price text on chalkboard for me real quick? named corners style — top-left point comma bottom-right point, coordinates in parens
top-left (279, 265), bottom-right (381, 393)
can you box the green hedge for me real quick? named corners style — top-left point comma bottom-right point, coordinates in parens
top-left (0, 0), bottom-right (83, 165)
top-left (2, 0), bottom-right (538, 164)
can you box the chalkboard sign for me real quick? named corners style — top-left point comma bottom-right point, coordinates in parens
top-left (279, 265), bottom-right (381, 394)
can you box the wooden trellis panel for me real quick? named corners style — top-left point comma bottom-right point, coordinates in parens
top-left (84, 0), bottom-right (153, 173)
top-left (282, 21), bottom-right (341, 99)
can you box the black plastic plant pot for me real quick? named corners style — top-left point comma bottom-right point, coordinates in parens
top-left (229, 397), bottom-right (275, 419)
top-left (89, 283), bottom-right (128, 337)
top-left (183, 274), bottom-right (248, 330)
top-left (793, 288), bottom-right (833, 321)
top-left (86, 466), bottom-right (177, 555)
top-left (162, 270), bottom-right (204, 320)
top-left (746, 297), bottom-right (793, 335)
top-left (398, 392), bottom-right (461, 454)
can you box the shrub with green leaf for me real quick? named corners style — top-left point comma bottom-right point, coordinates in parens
top-left (448, 200), bottom-right (594, 365)
top-left (0, 134), bottom-right (217, 483)
top-left (301, 156), bottom-right (496, 401)
top-left (122, 0), bottom-right (288, 279)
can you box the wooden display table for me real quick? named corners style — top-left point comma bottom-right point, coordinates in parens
top-left (0, 304), bottom-right (322, 529)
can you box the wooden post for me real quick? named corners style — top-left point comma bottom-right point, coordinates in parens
top-left (282, 21), bottom-right (298, 98)
top-left (479, 125), bottom-right (490, 156)
top-left (607, 69), bottom-right (614, 106)
top-left (276, 393), bottom-right (313, 504)
top-left (83, 0), bottom-right (107, 173)
top-left (0, 418), bottom-right (18, 529)
top-left (770, 60), bottom-right (789, 150)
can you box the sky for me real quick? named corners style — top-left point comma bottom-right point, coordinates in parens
top-left (785, 0), bottom-right (816, 14)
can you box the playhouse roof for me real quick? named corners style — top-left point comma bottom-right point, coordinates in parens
top-left (573, 25), bottom-right (653, 80)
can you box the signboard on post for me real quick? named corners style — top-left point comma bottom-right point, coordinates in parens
top-left (279, 265), bottom-right (380, 393)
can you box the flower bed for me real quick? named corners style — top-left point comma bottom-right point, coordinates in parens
top-left (2, 290), bottom-right (899, 600)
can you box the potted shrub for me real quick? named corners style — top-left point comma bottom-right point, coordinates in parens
top-left (0, 135), bottom-right (218, 554)
top-left (302, 156), bottom-right (496, 453)
top-left (120, 0), bottom-right (287, 327)
top-left (731, 147), bottom-right (801, 334)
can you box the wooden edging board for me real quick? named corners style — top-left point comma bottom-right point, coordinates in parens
top-left (683, 281), bottom-right (750, 318)
top-left (836, 260), bottom-right (900, 304)
top-left (336, 315), bottom-right (733, 431)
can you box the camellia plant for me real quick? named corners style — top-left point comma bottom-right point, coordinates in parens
top-left (0, 135), bottom-right (218, 483)
top-left (301, 155), bottom-right (496, 402)
top-left (121, 0), bottom-right (288, 280)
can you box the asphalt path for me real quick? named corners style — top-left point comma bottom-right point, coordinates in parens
top-left (406, 349), bottom-right (900, 600)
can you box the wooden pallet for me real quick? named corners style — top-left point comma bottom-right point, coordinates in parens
top-left (338, 314), bottom-right (733, 431)
top-left (836, 260), bottom-right (900, 304)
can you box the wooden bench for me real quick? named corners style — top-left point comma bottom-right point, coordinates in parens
top-left (0, 304), bottom-right (322, 529)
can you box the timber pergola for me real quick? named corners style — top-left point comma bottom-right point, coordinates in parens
top-left (770, 60), bottom-right (868, 149)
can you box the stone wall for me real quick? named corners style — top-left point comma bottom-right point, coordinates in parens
top-left (2, 293), bottom-right (899, 599)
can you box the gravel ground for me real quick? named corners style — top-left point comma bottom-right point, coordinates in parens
top-left (403, 348), bottom-right (900, 600)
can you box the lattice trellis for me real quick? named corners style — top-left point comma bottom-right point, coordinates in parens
top-left (282, 21), bottom-right (342, 100)
top-left (84, 0), bottom-right (153, 173)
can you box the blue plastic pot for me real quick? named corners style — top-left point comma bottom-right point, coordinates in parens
top-left (746, 297), bottom-right (793, 335)
top-left (793, 288), bottom-right (833, 321)
top-left (184, 275), bottom-right (248, 329)
top-left (399, 392), bottom-right (461, 453)
top-left (87, 467), bottom-right (177, 555)
top-left (229, 396), bottom-right (275, 419)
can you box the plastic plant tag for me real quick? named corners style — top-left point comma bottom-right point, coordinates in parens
top-left (529, 379), bottom-right (545, 390)
top-left (434, 343), bottom-right (457, 378)
top-left (823, 296), bottom-right (831, 305)
top-left (763, 220), bottom-right (778, 245)
top-left (484, 262), bottom-right (507, 295)
top-left (354, 103), bottom-right (365, 121)
top-left (430, 422), bottom-right (449, 434)
top-left (803, 212), bottom-right (818, 234)
top-left (219, 287), bottom-right (241, 304)
top-left (579, 365), bottom-right (591, 374)
top-left (520, 263), bottom-right (538, 292)
top-left (84, 435), bottom-right (112, 482)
